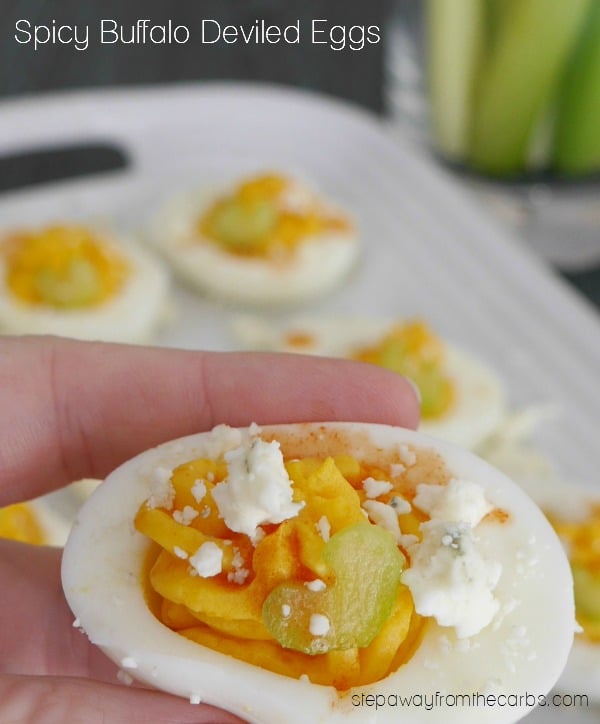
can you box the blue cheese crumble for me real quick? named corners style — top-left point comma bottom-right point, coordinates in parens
top-left (402, 478), bottom-right (501, 638)
top-left (212, 437), bottom-right (304, 539)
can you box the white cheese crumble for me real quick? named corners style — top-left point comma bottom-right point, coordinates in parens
top-left (189, 542), bottom-right (223, 577)
top-left (362, 500), bottom-right (401, 543)
top-left (189, 694), bottom-right (202, 705)
top-left (120, 656), bottom-right (138, 669)
top-left (282, 604), bottom-right (291, 618)
top-left (248, 421), bottom-right (262, 436)
top-left (399, 534), bottom-right (419, 549)
top-left (147, 467), bottom-right (175, 510)
top-left (117, 669), bottom-right (134, 686)
top-left (227, 548), bottom-right (250, 584)
top-left (363, 477), bottom-right (394, 499)
top-left (306, 579), bottom-right (327, 592)
top-left (398, 444), bottom-right (417, 467)
top-left (389, 495), bottom-right (411, 515)
top-left (228, 568), bottom-right (250, 584)
top-left (202, 424), bottom-right (244, 458)
top-left (173, 546), bottom-right (188, 560)
top-left (309, 613), bottom-right (330, 637)
top-left (191, 480), bottom-right (207, 503)
top-left (212, 438), bottom-right (304, 538)
top-left (413, 478), bottom-right (493, 527)
top-left (402, 520), bottom-right (501, 638)
top-left (316, 515), bottom-right (331, 542)
top-left (173, 505), bottom-right (199, 526)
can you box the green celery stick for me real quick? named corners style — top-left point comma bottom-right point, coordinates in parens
top-left (552, 1), bottom-right (600, 176)
top-left (484, 0), bottom-right (516, 45)
top-left (469, 0), bottom-right (591, 176)
top-left (426, 0), bottom-right (485, 161)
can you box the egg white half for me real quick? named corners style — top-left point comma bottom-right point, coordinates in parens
top-left (232, 316), bottom-right (507, 450)
top-left (61, 422), bottom-right (573, 723)
top-left (148, 182), bottom-right (360, 306)
top-left (0, 230), bottom-right (170, 343)
top-left (511, 472), bottom-right (600, 705)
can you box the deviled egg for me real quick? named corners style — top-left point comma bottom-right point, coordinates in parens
top-left (0, 223), bottom-right (170, 342)
top-left (505, 471), bottom-right (600, 704)
top-left (62, 422), bottom-right (574, 723)
top-left (233, 316), bottom-right (506, 450)
top-left (149, 172), bottom-right (359, 305)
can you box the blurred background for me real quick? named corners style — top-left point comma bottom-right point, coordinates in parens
top-left (1, 0), bottom-right (599, 307)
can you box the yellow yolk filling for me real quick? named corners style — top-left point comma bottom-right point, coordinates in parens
top-left (3, 225), bottom-right (130, 308)
top-left (0, 503), bottom-right (45, 545)
top-left (198, 173), bottom-right (352, 258)
top-left (136, 455), bottom-right (425, 690)
top-left (549, 505), bottom-right (600, 642)
top-left (352, 320), bottom-right (455, 420)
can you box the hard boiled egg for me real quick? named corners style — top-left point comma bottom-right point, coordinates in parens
top-left (509, 472), bottom-right (600, 704)
top-left (233, 316), bottom-right (506, 450)
top-left (457, 416), bottom-right (600, 705)
top-left (62, 422), bottom-right (573, 723)
top-left (149, 173), bottom-right (359, 305)
top-left (0, 223), bottom-right (170, 342)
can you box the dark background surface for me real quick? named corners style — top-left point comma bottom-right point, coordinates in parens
top-left (1, 0), bottom-right (598, 309)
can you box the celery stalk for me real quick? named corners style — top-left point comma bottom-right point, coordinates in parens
top-left (469, 0), bottom-right (591, 176)
top-left (552, 2), bottom-right (600, 176)
top-left (483, 0), bottom-right (516, 45)
top-left (426, 0), bottom-right (485, 161)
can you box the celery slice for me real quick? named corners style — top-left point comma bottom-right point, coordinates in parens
top-left (426, 0), bottom-right (485, 161)
top-left (552, 2), bottom-right (600, 176)
top-left (469, 0), bottom-right (591, 176)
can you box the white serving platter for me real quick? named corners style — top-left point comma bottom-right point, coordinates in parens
top-left (0, 82), bottom-right (599, 723)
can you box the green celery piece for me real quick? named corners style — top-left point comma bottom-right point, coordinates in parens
top-left (426, 0), bottom-right (486, 161)
top-left (34, 259), bottom-right (101, 308)
top-left (552, 1), bottom-right (600, 176)
top-left (210, 199), bottom-right (277, 251)
top-left (483, 0), bottom-right (517, 47)
top-left (573, 565), bottom-right (600, 621)
top-left (469, 0), bottom-right (591, 176)
top-left (262, 523), bottom-right (404, 655)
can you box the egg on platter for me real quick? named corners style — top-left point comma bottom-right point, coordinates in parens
top-left (148, 172), bottom-right (359, 305)
top-left (233, 316), bottom-right (507, 450)
top-left (62, 422), bottom-right (574, 723)
top-left (0, 223), bottom-right (170, 343)
top-left (474, 413), bottom-right (600, 706)
top-left (506, 465), bottom-right (600, 704)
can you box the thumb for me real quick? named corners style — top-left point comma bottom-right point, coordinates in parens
top-left (0, 674), bottom-right (245, 724)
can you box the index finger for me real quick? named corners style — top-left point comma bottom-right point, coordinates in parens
top-left (0, 335), bottom-right (419, 505)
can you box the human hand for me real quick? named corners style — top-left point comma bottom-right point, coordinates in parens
top-left (0, 335), bottom-right (419, 723)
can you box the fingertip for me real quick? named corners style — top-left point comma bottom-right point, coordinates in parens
top-left (0, 674), bottom-right (245, 724)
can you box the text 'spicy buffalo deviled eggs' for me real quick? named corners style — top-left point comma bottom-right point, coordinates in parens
top-left (233, 316), bottom-right (506, 450)
top-left (149, 172), bottom-right (359, 305)
top-left (0, 223), bottom-right (169, 342)
top-left (62, 422), bottom-right (574, 723)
